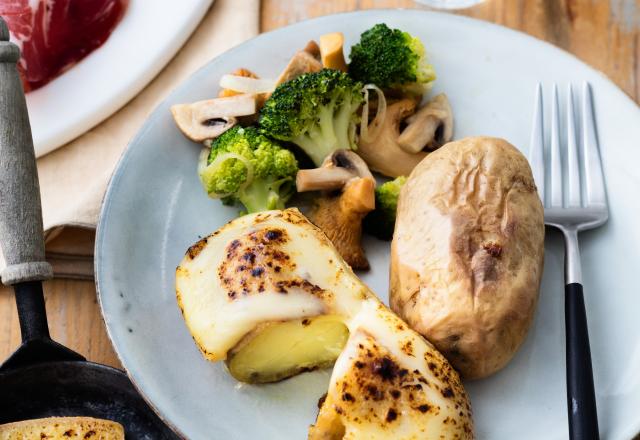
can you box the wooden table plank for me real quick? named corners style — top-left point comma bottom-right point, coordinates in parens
top-left (261, 0), bottom-right (639, 101)
top-left (0, 280), bottom-right (120, 367)
top-left (0, 2), bottom-right (638, 432)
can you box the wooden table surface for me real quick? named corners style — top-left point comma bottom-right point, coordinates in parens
top-left (1, 0), bottom-right (638, 428)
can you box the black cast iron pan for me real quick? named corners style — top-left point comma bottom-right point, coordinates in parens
top-left (0, 17), bottom-right (178, 439)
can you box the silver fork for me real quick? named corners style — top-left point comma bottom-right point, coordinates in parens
top-left (530, 82), bottom-right (607, 440)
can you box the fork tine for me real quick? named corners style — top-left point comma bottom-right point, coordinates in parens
top-left (529, 83), bottom-right (545, 203)
top-left (550, 84), bottom-right (563, 207)
top-left (582, 82), bottom-right (607, 207)
top-left (566, 85), bottom-right (581, 207)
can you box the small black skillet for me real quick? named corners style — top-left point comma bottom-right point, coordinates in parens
top-left (0, 17), bottom-right (178, 439)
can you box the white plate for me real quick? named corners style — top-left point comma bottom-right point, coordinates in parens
top-left (96, 10), bottom-right (640, 439)
top-left (26, 0), bottom-right (213, 157)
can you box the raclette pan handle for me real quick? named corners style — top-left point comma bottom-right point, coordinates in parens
top-left (0, 17), bottom-right (52, 285)
top-left (0, 17), bottom-right (83, 370)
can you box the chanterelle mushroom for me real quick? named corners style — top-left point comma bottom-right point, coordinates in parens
top-left (398, 93), bottom-right (453, 153)
top-left (319, 32), bottom-right (347, 72)
top-left (171, 94), bottom-right (257, 142)
top-left (357, 98), bottom-right (428, 178)
top-left (296, 150), bottom-right (375, 269)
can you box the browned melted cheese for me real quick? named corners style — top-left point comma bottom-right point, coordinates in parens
top-left (316, 331), bottom-right (472, 438)
top-left (217, 226), bottom-right (328, 300)
top-left (176, 209), bottom-right (475, 438)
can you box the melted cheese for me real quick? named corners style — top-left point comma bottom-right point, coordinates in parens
top-left (177, 209), bottom-right (474, 438)
top-left (176, 210), bottom-right (370, 361)
top-left (317, 300), bottom-right (473, 439)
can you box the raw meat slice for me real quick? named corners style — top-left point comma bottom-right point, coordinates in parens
top-left (1, 0), bottom-right (128, 91)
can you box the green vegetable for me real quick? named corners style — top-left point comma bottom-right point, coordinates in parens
top-left (363, 176), bottom-right (407, 240)
top-left (199, 126), bottom-right (298, 213)
top-left (348, 23), bottom-right (435, 95)
top-left (259, 69), bottom-right (364, 166)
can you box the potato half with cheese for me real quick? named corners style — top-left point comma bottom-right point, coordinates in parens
top-left (176, 209), bottom-right (474, 438)
top-left (391, 137), bottom-right (545, 380)
top-left (310, 300), bottom-right (473, 439)
top-left (176, 208), bottom-right (370, 381)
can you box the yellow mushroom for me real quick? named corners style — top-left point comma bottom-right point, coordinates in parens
top-left (319, 32), bottom-right (348, 72)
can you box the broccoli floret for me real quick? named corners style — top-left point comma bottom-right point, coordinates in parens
top-left (259, 69), bottom-right (364, 167)
top-left (348, 24), bottom-right (435, 94)
top-left (363, 176), bottom-right (407, 240)
top-left (199, 126), bottom-right (298, 213)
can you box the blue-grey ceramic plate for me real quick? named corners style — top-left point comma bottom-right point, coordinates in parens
top-left (96, 10), bottom-right (640, 439)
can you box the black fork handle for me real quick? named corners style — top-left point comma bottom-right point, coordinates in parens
top-left (566, 282), bottom-right (600, 439)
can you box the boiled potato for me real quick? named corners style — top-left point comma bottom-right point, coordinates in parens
top-left (226, 315), bottom-right (349, 383)
top-left (391, 137), bottom-right (545, 379)
top-left (176, 209), bottom-right (474, 438)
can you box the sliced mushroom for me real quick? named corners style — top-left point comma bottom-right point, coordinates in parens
top-left (258, 43), bottom-right (323, 104)
top-left (296, 149), bottom-right (372, 191)
top-left (297, 150), bottom-right (375, 270)
top-left (296, 167), bottom-right (355, 192)
top-left (357, 99), bottom-right (428, 178)
top-left (171, 94), bottom-right (256, 142)
top-left (302, 40), bottom-right (321, 58)
top-left (398, 93), bottom-right (453, 153)
top-left (275, 50), bottom-right (323, 86)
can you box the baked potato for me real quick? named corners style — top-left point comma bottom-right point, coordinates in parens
top-left (176, 208), bottom-right (474, 438)
top-left (390, 137), bottom-right (545, 379)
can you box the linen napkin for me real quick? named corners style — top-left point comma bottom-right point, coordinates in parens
top-left (0, 0), bottom-right (260, 279)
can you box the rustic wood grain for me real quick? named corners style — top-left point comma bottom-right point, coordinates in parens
top-left (0, 17), bottom-right (53, 286)
top-left (0, 280), bottom-right (121, 367)
top-left (0, 0), bottom-right (638, 427)
top-left (261, 0), bottom-right (639, 101)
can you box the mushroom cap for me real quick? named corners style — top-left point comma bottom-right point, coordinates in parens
top-left (357, 98), bottom-right (428, 178)
top-left (275, 50), bottom-right (323, 86)
top-left (297, 151), bottom-right (375, 269)
top-left (296, 150), bottom-right (373, 192)
top-left (171, 94), bottom-right (257, 142)
top-left (398, 93), bottom-right (453, 153)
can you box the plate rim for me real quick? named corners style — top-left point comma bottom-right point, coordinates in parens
top-left (95, 8), bottom-right (640, 439)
